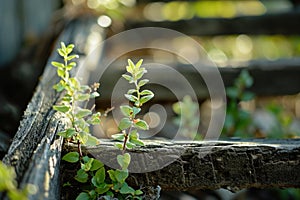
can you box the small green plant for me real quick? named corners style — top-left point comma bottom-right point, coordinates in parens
top-left (0, 161), bottom-right (36, 200)
top-left (52, 43), bottom-right (150, 199)
top-left (112, 59), bottom-right (153, 151)
top-left (172, 95), bottom-right (200, 140)
top-left (222, 70), bottom-right (255, 138)
top-left (52, 42), bottom-right (101, 153)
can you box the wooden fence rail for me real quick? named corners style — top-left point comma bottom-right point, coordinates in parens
top-left (127, 11), bottom-right (300, 36)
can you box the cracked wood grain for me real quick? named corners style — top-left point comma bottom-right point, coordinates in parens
top-left (66, 139), bottom-right (300, 192)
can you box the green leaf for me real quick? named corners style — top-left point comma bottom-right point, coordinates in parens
top-left (135, 190), bottom-right (143, 195)
top-left (120, 105), bottom-right (132, 117)
top-left (140, 89), bottom-right (154, 96)
top-left (117, 153), bottom-right (131, 170)
top-left (118, 118), bottom-right (132, 130)
top-left (66, 44), bottom-right (74, 53)
top-left (62, 152), bottom-right (79, 163)
top-left (57, 128), bottom-right (76, 138)
top-left (58, 49), bottom-right (65, 57)
top-left (140, 94), bottom-right (154, 105)
top-left (51, 61), bottom-right (64, 68)
top-left (114, 169), bottom-right (129, 183)
top-left (85, 135), bottom-right (100, 146)
top-left (92, 167), bottom-right (105, 187)
top-left (62, 94), bottom-right (72, 102)
top-left (88, 112), bottom-right (101, 125)
top-left (120, 182), bottom-right (135, 195)
top-left (53, 82), bottom-right (65, 92)
top-left (67, 54), bottom-right (79, 61)
top-left (111, 133), bottom-right (125, 141)
top-left (61, 42), bottom-right (66, 50)
top-left (95, 183), bottom-right (110, 194)
top-left (134, 119), bottom-right (149, 130)
top-left (124, 94), bottom-right (138, 102)
top-left (74, 118), bottom-right (88, 130)
top-left (122, 74), bottom-right (132, 82)
top-left (127, 59), bottom-right (135, 73)
top-left (114, 143), bottom-right (123, 150)
top-left (132, 107), bottom-right (141, 116)
top-left (75, 108), bottom-right (92, 118)
top-left (135, 68), bottom-right (146, 80)
top-left (76, 93), bottom-right (90, 101)
top-left (69, 78), bottom-right (80, 91)
top-left (138, 79), bottom-right (149, 87)
top-left (53, 105), bottom-right (70, 113)
top-left (129, 131), bottom-right (144, 146)
top-left (66, 62), bottom-right (77, 70)
top-left (127, 89), bottom-right (136, 94)
top-left (57, 68), bottom-right (65, 78)
top-left (135, 59), bottom-right (143, 69)
top-left (107, 170), bottom-right (117, 182)
top-left (76, 192), bottom-right (90, 200)
top-left (90, 92), bottom-right (100, 98)
top-left (125, 142), bottom-right (136, 149)
top-left (90, 159), bottom-right (104, 171)
top-left (75, 169), bottom-right (89, 183)
top-left (81, 157), bottom-right (94, 171)
top-left (78, 131), bottom-right (89, 144)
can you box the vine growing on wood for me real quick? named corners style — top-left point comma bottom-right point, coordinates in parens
top-left (52, 42), bottom-right (152, 200)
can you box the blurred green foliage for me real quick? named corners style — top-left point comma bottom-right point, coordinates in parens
top-left (0, 161), bottom-right (36, 200)
top-left (172, 95), bottom-right (200, 140)
top-left (222, 70), bottom-right (255, 138)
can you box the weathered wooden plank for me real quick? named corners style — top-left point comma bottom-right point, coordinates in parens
top-left (1, 17), bottom-right (105, 199)
top-left (97, 58), bottom-right (300, 103)
top-left (126, 11), bottom-right (300, 36)
top-left (68, 139), bottom-right (300, 192)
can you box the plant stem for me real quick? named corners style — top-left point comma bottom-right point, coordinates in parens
top-left (122, 125), bottom-right (133, 154)
top-left (77, 140), bottom-right (82, 157)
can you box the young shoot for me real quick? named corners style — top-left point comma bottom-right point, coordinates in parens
top-left (52, 42), bottom-right (101, 157)
top-left (112, 59), bottom-right (154, 152)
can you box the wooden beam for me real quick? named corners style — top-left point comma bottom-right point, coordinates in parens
top-left (66, 139), bottom-right (300, 192)
top-left (126, 11), bottom-right (300, 36)
top-left (97, 58), bottom-right (300, 104)
top-left (1, 17), bottom-right (106, 199)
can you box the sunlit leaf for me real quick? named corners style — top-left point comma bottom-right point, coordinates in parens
top-left (140, 94), bottom-right (154, 105)
top-left (51, 61), bottom-right (64, 68)
top-left (53, 105), bottom-right (70, 113)
top-left (140, 89), bottom-right (154, 96)
top-left (118, 118), bottom-right (132, 130)
top-left (90, 159), bottom-right (104, 171)
top-left (134, 119), bottom-right (149, 130)
top-left (111, 133), bottom-right (125, 141)
top-left (117, 153), bottom-right (131, 170)
top-left (135, 59), bottom-right (143, 69)
top-left (85, 135), bottom-right (100, 146)
top-left (122, 74), bottom-right (132, 82)
top-left (124, 94), bottom-right (138, 102)
top-left (76, 93), bottom-right (90, 101)
top-left (75, 108), bottom-right (92, 118)
top-left (120, 105), bottom-right (132, 117)
top-left (138, 79), bottom-right (149, 87)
